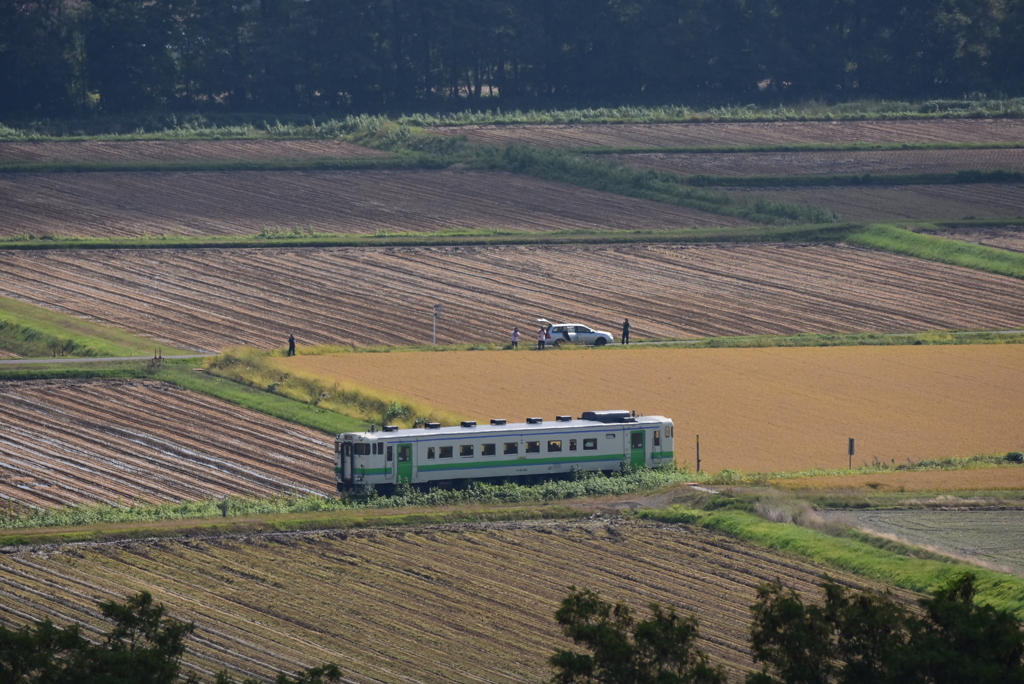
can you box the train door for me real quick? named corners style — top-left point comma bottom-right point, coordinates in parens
top-left (629, 430), bottom-right (646, 469)
top-left (397, 443), bottom-right (413, 484)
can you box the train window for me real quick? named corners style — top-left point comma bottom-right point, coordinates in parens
top-left (525, 441), bottom-right (540, 453)
top-left (460, 444), bottom-right (474, 457)
top-left (439, 446), bottom-right (453, 459)
top-left (504, 442), bottom-right (519, 455)
top-left (427, 447), bottom-right (435, 460)
top-left (398, 445), bottom-right (411, 462)
top-left (482, 443), bottom-right (496, 456)
top-left (548, 440), bottom-right (562, 452)
top-left (654, 430), bottom-right (661, 447)
top-left (669, 426), bottom-right (674, 438)
top-left (386, 445), bottom-right (393, 461)
top-left (583, 438), bottom-right (597, 450)
top-left (631, 433), bottom-right (644, 449)
top-left (354, 443), bottom-right (370, 455)
top-left (569, 439), bottom-right (577, 451)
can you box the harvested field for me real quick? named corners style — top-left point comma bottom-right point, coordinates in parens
top-left (279, 345), bottom-right (1024, 474)
top-left (0, 169), bottom-right (744, 238)
top-left (776, 466), bottom-right (1024, 492)
top-left (0, 139), bottom-right (387, 164)
top-left (0, 379), bottom-right (334, 509)
top-left (1, 244), bottom-right (1022, 352)
top-left (726, 183), bottom-right (1024, 221)
top-left (818, 510), bottom-right (1024, 577)
top-left (434, 119), bottom-right (1024, 149)
top-left (608, 148), bottom-right (1024, 177)
top-left (0, 519), bottom-right (918, 682)
top-left (927, 226), bottom-right (1024, 253)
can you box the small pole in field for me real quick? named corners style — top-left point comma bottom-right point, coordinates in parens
top-left (848, 437), bottom-right (855, 469)
top-left (432, 304), bottom-right (442, 345)
top-left (696, 434), bottom-right (701, 473)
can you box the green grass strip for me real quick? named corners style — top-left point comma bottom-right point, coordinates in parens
top-left (641, 507), bottom-right (1024, 617)
top-left (473, 145), bottom-right (836, 224)
top-left (0, 223), bottom-right (860, 252)
top-left (0, 295), bottom-right (196, 357)
top-left (153, 362), bottom-right (365, 435)
top-left (848, 224), bottom-right (1024, 279)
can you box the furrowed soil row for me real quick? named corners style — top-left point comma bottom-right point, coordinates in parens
top-left (0, 521), bottom-right (921, 683)
top-left (607, 147), bottom-right (1024, 177)
top-left (433, 119), bottom-right (1024, 149)
top-left (726, 183), bottom-right (1024, 221)
top-left (0, 140), bottom-right (387, 164)
top-left (1, 244), bottom-right (1022, 353)
top-left (0, 170), bottom-right (745, 238)
top-left (0, 380), bottom-right (334, 509)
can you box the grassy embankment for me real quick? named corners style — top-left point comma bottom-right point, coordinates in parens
top-left (641, 504), bottom-right (1024, 618)
top-left (850, 224), bottom-right (1024, 279)
top-left (0, 294), bottom-right (196, 358)
top-left (4, 97), bottom-right (1024, 140)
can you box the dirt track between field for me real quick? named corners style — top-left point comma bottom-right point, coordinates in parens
top-left (727, 183), bottom-right (1024, 221)
top-left (0, 243), bottom-right (1021, 352)
top-left (0, 519), bottom-right (920, 683)
top-left (435, 119), bottom-right (1024, 148)
top-left (0, 169), bottom-right (745, 238)
top-left (928, 226), bottom-right (1024, 252)
top-left (609, 148), bottom-right (1024, 177)
top-left (0, 379), bottom-right (334, 509)
top-left (281, 344), bottom-right (1024, 474)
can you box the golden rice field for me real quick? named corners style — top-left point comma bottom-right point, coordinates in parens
top-left (278, 344), bottom-right (1024, 474)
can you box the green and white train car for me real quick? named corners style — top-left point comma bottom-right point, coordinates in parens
top-left (335, 410), bottom-right (674, 495)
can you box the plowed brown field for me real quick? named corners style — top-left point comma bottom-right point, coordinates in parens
top-left (0, 379), bottom-right (334, 509)
top-left (727, 183), bottom-right (1024, 221)
top-left (0, 139), bottom-right (387, 163)
top-left (929, 226), bottom-right (1024, 253)
top-left (0, 520), bottom-right (918, 683)
top-left (279, 345), bottom-right (1024, 474)
top-left (608, 148), bottom-right (1024, 177)
top-left (1, 244), bottom-right (1021, 353)
top-left (434, 119), bottom-right (1024, 148)
top-left (0, 169), bottom-right (744, 238)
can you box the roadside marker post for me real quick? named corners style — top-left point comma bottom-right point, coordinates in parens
top-left (432, 304), bottom-right (442, 345)
top-left (849, 437), bottom-right (855, 469)
top-left (696, 434), bottom-right (701, 473)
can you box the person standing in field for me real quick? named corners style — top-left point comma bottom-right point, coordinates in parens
top-left (288, 333), bottom-right (296, 356)
top-left (537, 326), bottom-right (547, 350)
top-left (621, 319), bottom-right (630, 345)
top-left (511, 327), bottom-right (520, 349)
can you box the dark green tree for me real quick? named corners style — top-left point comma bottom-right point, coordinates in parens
top-left (550, 586), bottom-right (728, 684)
top-left (748, 572), bottom-right (1024, 684)
top-left (0, 590), bottom-right (197, 684)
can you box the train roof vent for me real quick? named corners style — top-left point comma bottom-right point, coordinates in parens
top-left (425, 422), bottom-right (441, 429)
top-left (461, 421), bottom-right (477, 428)
top-left (556, 415), bottom-right (572, 422)
top-left (383, 425), bottom-right (400, 432)
top-left (526, 417), bottom-right (543, 424)
top-left (581, 410), bottom-right (633, 424)
top-left (490, 418), bottom-right (507, 425)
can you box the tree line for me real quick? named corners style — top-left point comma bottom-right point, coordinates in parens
top-left (4, 572), bottom-right (1022, 683)
top-left (552, 572), bottom-right (1024, 684)
top-left (2, 0), bottom-right (1023, 119)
